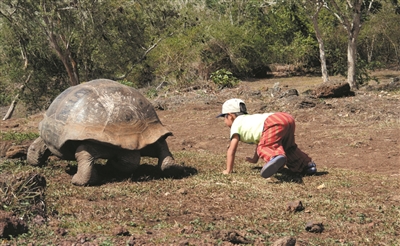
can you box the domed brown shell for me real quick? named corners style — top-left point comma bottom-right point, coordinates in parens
top-left (39, 79), bottom-right (171, 154)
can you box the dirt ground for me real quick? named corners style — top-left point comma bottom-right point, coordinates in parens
top-left (154, 73), bottom-right (400, 177)
top-left (0, 71), bottom-right (399, 244)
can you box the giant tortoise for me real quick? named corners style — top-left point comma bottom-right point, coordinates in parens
top-left (27, 79), bottom-right (178, 186)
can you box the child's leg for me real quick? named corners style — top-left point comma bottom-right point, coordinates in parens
top-left (256, 113), bottom-right (287, 161)
top-left (257, 112), bottom-right (311, 173)
top-left (278, 112), bottom-right (312, 173)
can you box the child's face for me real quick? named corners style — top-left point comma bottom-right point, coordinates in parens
top-left (224, 113), bottom-right (235, 128)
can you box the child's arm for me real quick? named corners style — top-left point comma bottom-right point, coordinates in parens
top-left (245, 147), bottom-right (259, 163)
top-left (223, 134), bottom-right (240, 174)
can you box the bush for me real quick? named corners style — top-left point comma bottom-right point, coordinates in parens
top-left (210, 69), bottom-right (239, 89)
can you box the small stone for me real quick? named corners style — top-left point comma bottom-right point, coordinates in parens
top-left (272, 236), bottom-right (296, 246)
top-left (305, 221), bottom-right (324, 233)
top-left (286, 200), bottom-right (304, 212)
top-left (112, 225), bottom-right (130, 236)
top-left (178, 240), bottom-right (190, 246)
top-left (32, 215), bottom-right (46, 225)
top-left (177, 188), bottom-right (187, 195)
top-left (55, 227), bottom-right (68, 236)
top-left (179, 225), bottom-right (194, 234)
top-left (366, 222), bottom-right (375, 228)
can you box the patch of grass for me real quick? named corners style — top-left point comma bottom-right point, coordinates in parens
top-left (0, 169), bottom-right (46, 218)
top-left (0, 131), bottom-right (39, 144)
top-left (0, 150), bottom-right (399, 245)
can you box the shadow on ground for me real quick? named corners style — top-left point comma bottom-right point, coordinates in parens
top-left (252, 166), bottom-right (329, 184)
top-left (65, 163), bottom-right (198, 185)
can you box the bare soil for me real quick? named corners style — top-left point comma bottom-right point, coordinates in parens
top-left (155, 73), bottom-right (400, 177)
top-left (0, 71), bottom-right (399, 245)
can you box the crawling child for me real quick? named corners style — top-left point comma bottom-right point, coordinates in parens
top-left (217, 98), bottom-right (317, 178)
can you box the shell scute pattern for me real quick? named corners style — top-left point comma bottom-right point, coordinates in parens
top-left (39, 79), bottom-right (171, 153)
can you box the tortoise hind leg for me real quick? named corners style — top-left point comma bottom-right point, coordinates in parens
top-left (72, 143), bottom-right (101, 186)
top-left (27, 137), bottom-right (51, 167)
top-left (106, 149), bottom-right (140, 175)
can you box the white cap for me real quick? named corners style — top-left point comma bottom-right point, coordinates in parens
top-left (217, 98), bottom-right (246, 117)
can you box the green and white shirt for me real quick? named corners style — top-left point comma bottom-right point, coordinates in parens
top-left (230, 113), bottom-right (274, 144)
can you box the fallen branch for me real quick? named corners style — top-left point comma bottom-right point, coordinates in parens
top-left (2, 74), bottom-right (31, 120)
top-left (2, 99), bottom-right (18, 120)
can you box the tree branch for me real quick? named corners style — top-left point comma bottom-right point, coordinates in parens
top-left (325, 0), bottom-right (351, 34)
top-left (113, 35), bottom-right (170, 81)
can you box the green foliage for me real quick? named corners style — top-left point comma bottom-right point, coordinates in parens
top-left (0, 90), bottom-right (12, 107)
top-left (328, 50), bottom-right (380, 86)
top-left (117, 80), bottom-right (136, 88)
top-left (210, 69), bottom-right (239, 89)
top-left (0, 131), bottom-right (39, 144)
top-left (259, 2), bottom-right (317, 66)
top-left (0, 0), bottom-right (167, 106)
top-left (359, 1), bottom-right (400, 67)
top-left (200, 20), bottom-right (261, 77)
top-left (356, 58), bottom-right (380, 86)
top-left (146, 88), bottom-right (158, 98)
top-left (0, 0), bottom-right (399, 112)
top-left (145, 24), bottom-right (207, 87)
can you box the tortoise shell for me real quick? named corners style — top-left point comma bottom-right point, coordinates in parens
top-left (39, 79), bottom-right (171, 154)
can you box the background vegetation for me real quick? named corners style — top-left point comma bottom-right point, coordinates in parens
top-left (0, 0), bottom-right (399, 111)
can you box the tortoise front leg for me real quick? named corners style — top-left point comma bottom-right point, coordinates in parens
top-left (140, 138), bottom-right (176, 170)
top-left (72, 143), bottom-right (101, 186)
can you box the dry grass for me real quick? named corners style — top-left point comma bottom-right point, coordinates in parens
top-left (1, 71), bottom-right (399, 245)
top-left (0, 150), bottom-right (399, 245)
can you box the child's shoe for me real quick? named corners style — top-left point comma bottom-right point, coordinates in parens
top-left (260, 155), bottom-right (286, 178)
top-left (304, 161), bottom-right (317, 175)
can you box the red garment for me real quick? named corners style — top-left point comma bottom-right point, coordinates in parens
top-left (256, 112), bottom-right (311, 173)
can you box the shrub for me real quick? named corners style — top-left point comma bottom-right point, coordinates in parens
top-left (210, 69), bottom-right (239, 89)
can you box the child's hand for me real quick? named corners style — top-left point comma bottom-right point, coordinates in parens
top-left (245, 156), bottom-right (258, 163)
top-left (246, 148), bottom-right (259, 163)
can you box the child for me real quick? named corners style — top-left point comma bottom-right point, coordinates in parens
top-left (217, 98), bottom-right (316, 178)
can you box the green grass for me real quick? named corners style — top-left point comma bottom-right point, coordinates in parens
top-left (0, 131), bottom-right (39, 144)
top-left (0, 150), bottom-right (399, 245)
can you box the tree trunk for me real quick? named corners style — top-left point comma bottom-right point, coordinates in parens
top-left (47, 32), bottom-right (79, 86)
top-left (366, 35), bottom-right (375, 63)
top-left (347, 38), bottom-right (358, 90)
top-left (326, 0), bottom-right (364, 90)
top-left (318, 37), bottom-right (329, 83)
top-left (312, 14), bottom-right (329, 83)
top-left (42, 8), bottom-right (80, 86)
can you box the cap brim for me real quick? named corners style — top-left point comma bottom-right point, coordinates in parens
top-left (216, 113), bottom-right (225, 118)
